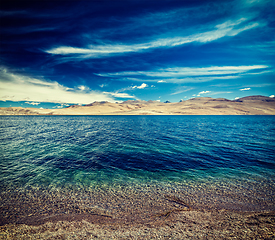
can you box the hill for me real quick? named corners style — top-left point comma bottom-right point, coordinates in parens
top-left (1, 96), bottom-right (275, 115)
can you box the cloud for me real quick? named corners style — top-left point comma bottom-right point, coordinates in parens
top-left (112, 83), bottom-right (150, 94)
top-left (127, 75), bottom-right (241, 83)
top-left (270, 95), bottom-right (275, 98)
top-left (99, 65), bottom-right (268, 77)
top-left (53, 103), bottom-right (70, 109)
top-left (171, 87), bottom-right (194, 95)
top-left (240, 87), bottom-right (251, 91)
top-left (0, 67), bottom-right (116, 104)
top-left (198, 91), bottom-right (211, 94)
top-left (45, 18), bottom-right (260, 59)
top-left (103, 92), bottom-right (135, 99)
top-left (209, 91), bottom-right (232, 95)
top-left (157, 80), bottom-right (166, 83)
top-left (0, 10), bottom-right (28, 16)
top-left (98, 65), bottom-right (268, 83)
top-left (99, 83), bottom-right (107, 88)
top-left (132, 83), bottom-right (148, 89)
top-left (197, 90), bottom-right (211, 96)
top-left (25, 101), bottom-right (40, 105)
top-left (78, 85), bottom-right (91, 91)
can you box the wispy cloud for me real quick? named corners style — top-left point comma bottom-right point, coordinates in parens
top-left (97, 65), bottom-right (269, 83)
top-left (120, 75), bottom-right (240, 83)
top-left (45, 18), bottom-right (260, 59)
top-left (171, 87), bottom-right (194, 95)
top-left (103, 92), bottom-right (135, 99)
top-left (0, 67), bottom-right (116, 104)
top-left (209, 91), bottom-right (232, 95)
top-left (0, 10), bottom-right (28, 16)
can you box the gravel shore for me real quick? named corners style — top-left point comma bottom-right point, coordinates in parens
top-left (1, 209), bottom-right (274, 239)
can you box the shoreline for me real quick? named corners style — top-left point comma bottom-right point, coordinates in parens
top-left (1, 181), bottom-right (274, 238)
top-left (1, 209), bottom-right (274, 239)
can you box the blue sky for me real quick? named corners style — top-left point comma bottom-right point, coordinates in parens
top-left (0, 0), bottom-right (274, 108)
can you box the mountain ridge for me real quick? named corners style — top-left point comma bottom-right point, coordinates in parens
top-left (1, 95), bottom-right (275, 115)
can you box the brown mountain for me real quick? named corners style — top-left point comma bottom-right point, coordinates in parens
top-left (1, 96), bottom-right (275, 115)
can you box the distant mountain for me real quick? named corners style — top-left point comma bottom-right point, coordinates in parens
top-left (237, 95), bottom-right (275, 102)
top-left (1, 96), bottom-right (275, 115)
top-left (84, 101), bottom-right (109, 107)
top-left (121, 100), bottom-right (147, 104)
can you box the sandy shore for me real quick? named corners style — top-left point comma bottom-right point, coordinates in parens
top-left (1, 209), bottom-right (274, 239)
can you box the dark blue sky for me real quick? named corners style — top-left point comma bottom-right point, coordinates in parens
top-left (1, 0), bottom-right (274, 108)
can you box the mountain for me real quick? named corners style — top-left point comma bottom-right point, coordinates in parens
top-left (1, 96), bottom-right (275, 115)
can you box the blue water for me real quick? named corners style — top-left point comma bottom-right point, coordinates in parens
top-left (0, 115), bottom-right (275, 224)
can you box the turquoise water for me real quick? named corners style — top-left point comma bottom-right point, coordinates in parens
top-left (0, 115), bottom-right (275, 224)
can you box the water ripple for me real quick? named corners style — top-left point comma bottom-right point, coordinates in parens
top-left (0, 115), bottom-right (274, 212)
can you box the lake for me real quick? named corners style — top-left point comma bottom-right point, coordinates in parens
top-left (0, 115), bottom-right (274, 225)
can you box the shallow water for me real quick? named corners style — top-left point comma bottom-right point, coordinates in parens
top-left (0, 115), bottom-right (274, 225)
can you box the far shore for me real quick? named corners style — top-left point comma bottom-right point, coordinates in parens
top-left (1, 95), bottom-right (275, 116)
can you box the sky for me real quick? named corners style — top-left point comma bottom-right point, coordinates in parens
top-left (0, 0), bottom-right (275, 109)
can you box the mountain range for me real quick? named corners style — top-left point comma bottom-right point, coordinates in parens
top-left (1, 96), bottom-right (275, 115)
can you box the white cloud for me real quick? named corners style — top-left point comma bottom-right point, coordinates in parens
top-left (0, 67), bottom-right (115, 104)
top-left (78, 85), bottom-right (88, 91)
top-left (198, 91), bottom-right (211, 94)
top-left (53, 104), bottom-right (66, 109)
top-left (46, 18), bottom-right (260, 58)
top-left (235, 97), bottom-right (240, 100)
top-left (240, 87), bottom-right (251, 91)
top-left (242, 70), bottom-right (273, 75)
top-left (53, 103), bottom-right (70, 109)
top-left (132, 83), bottom-right (148, 89)
top-left (157, 80), bottom-right (166, 83)
top-left (25, 101), bottom-right (40, 105)
top-left (197, 90), bottom-right (211, 97)
top-left (103, 92), bottom-right (136, 98)
top-left (134, 75), bottom-right (240, 83)
top-left (98, 65), bottom-right (268, 83)
top-left (209, 91), bottom-right (232, 95)
top-left (270, 95), bottom-right (275, 98)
